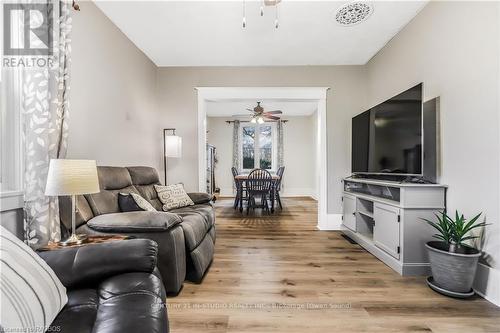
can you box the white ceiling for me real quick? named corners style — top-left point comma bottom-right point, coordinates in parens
top-left (206, 100), bottom-right (318, 117)
top-left (95, 0), bottom-right (428, 67)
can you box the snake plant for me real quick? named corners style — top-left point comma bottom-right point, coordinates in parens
top-left (422, 210), bottom-right (486, 252)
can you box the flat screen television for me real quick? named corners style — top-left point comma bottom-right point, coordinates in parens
top-left (352, 83), bottom-right (423, 176)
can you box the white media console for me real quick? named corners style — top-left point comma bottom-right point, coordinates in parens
top-left (341, 177), bottom-right (447, 275)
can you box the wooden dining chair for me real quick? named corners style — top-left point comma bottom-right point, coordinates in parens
top-left (274, 166), bottom-right (285, 210)
top-left (231, 167), bottom-right (247, 209)
top-left (246, 169), bottom-right (273, 215)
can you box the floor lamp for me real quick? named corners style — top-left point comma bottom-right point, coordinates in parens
top-left (163, 128), bottom-right (182, 184)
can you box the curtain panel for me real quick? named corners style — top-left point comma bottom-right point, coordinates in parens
top-left (232, 120), bottom-right (241, 192)
top-left (18, 1), bottom-right (72, 247)
top-left (277, 120), bottom-right (284, 168)
top-left (276, 120), bottom-right (285, 190)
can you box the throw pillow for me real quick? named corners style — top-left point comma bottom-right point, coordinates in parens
top-left (0, 226), bottom-right (68, 332)
top-left (154, 184), bottom-right (195, 211)
top-left (118, 192), bottom-right (157, 212)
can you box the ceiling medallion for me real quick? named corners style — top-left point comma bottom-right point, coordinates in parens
top-left (335, 2), bottom-right (373, 26)
top-left (242, 0), bottom-right (281, 29)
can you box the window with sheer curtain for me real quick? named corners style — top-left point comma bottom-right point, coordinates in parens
top-left (241, 123), bottom-right (277, 171)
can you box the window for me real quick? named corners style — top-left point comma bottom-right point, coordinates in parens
top-left (0, 2), bottom-right (24, 213)
top-left (0, 1), bottom-right (23, 196)
top-left (241, 123), bottom-right (276, 171)
top-left (0, 70), bottom-right (23, 195)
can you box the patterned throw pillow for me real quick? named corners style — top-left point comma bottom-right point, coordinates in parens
top-left (0, 226), bottom-right (68, 332)
top-left (118, 192), bottom-right (157, 212)
top-left (154, 184), bottom-right (194, 211)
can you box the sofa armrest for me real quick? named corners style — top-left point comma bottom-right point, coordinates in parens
top-left (87, 211), bottom-right (182, 233)
top-left (38, 239), bottom-right (158, 289)
top-left (187, 192), bottom-right (213, 204)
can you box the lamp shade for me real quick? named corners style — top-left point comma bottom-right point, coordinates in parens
top-left (165, 135), bottom-right (182, 158)
top-left (45, 159), bottom-right (100, 196)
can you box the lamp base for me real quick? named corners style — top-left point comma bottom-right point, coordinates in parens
top-left (61, 233), bottom-right (88, 246)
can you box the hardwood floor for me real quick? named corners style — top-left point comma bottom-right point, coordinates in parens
top-left (168, 197), bottom-right (500, 333)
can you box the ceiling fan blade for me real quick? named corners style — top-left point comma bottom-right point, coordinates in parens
top-left (265, 110), bottom-right (283, 114)
top-left (263, 115), bottom-right (281, 120)
top-left (246, 109), bottom-right (255, 113)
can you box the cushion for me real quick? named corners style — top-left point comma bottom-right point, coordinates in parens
top-left (187, 192), bottom-right (213, 205)
top-left (134, 184), bottom-right (163, 210)
top-left (118, 193), bottom-right (157, 212)
top-left (126, 166), bottom-right (161, 185)
top-left (85, 185), bottom-right (139, 216)
top-left (87, 211), bottom-right (182, 232)
top-left (155, 184), bottom-right (194, 211)
top-left (97, 166), bottom-right (133, 190)
top-left (172, 205), bottom-right (215, 250)
top-left (0, 226), bottom-right (68, 332)
top-left (171, 203), bottom-right (215, 229)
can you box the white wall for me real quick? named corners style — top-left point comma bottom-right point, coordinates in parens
top-left (68, 2), bottom-right (162, 172)
top-left (206, 117), bottom-right (234, 196)
top-left (156, 66), bottom-right (367, 214)
top-left (366, 1), bottom-right (500, 304)
top-left (207, 115), bottom-right (318, 198)
top-left (282, 114), bottom-right (317, 197)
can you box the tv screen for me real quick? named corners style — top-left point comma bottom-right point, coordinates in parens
top-left (352, 83), bottom-right (423, 175)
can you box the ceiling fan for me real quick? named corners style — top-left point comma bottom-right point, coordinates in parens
top-left (246, 102), bottom-right (283, 123)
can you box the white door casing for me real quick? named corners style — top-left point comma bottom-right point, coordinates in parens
top-left (196, 87), bottom-right (329, 229)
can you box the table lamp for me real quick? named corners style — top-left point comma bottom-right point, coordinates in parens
top-left (45, 159), bottom-right (100, 245)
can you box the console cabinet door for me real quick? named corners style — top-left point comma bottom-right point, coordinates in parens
top-left (342, 195), bottom-right (356, 231)
top-left (373, 202), bottom-right (400, 259)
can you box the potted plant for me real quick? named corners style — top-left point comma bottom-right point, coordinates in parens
top-left (422, 211), bottom-right (486, 298)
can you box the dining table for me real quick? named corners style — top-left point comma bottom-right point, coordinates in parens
top-left (234, 174), bottom-right (280, 213)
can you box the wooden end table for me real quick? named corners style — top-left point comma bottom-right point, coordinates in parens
top-left (38, 235), bottom-right (132, 252)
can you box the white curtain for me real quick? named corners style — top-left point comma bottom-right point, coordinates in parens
top-left (232, 120), bottom-right (241, 171)
top-left (277, 120), bottom-right (284, 168)
top-left (232, 120), bottom-right (241, 192)
top-left (12, 1), bottom-right (73, 248)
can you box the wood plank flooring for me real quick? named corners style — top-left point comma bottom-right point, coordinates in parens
top-left (168, 197), bottom-right (500, 333)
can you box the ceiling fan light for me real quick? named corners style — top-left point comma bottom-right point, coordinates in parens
top-left (251, 117), bottom-right (257, 124)
top-left (257, 117), bottom-right (265, 124)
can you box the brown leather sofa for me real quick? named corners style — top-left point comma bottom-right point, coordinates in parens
top-left (59, 166), bottom-right (216, 295)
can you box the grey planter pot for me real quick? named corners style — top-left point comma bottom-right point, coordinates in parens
top-left (426, 241), bottom-right (481, 294)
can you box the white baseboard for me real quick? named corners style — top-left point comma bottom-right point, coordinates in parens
top-left (281, 187), bottom-right (316, 198)
top-left (474, 263), bottom-right (500, 306)
top-left (317, 213), bottom-right (342, 231)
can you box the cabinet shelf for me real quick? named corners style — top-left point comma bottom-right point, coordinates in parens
top-left (342, 177), bottom-right (447, 276)
top-left (358, 211), bottom-right (374, 219)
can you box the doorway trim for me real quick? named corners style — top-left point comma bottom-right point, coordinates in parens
top-left (196, 87), bottom-right (329, 229)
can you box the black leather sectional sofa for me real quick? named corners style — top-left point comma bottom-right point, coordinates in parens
top-left (39, 239), bottom-right (169, 333)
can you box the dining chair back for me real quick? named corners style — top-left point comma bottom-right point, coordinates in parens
top-left (247, 169), bottom-right (273, 193)
top-left (231, 167), bottom-right (239, 178)
top-left (246, 169), bottom-right (273, 215)
top-left (231, 167), bottom-right (243, 209)
top-left (276, 166), bottom-right (285, 190)
top-left (274, 166), bottom-right (285, 210)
